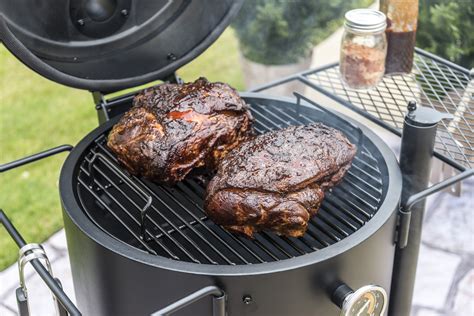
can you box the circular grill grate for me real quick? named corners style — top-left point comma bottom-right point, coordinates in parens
top-left (75, 98), bottom-right (389, 265)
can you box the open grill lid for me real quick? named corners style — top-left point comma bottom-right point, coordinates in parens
top-left (0, 0), bottom-right (243, 92)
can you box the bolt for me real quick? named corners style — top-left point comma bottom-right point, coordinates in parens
top-left (407, 100), bottom-right (417, 112)
top-left (121, 9), bottom-right (128, 16)
top-left (77, 19), bottom-right (85, 26)
top-left (242, 295), bottom-right (253, 305)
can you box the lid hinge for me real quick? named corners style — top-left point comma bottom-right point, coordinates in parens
top-left (92, 91), bottom-right (110, 124)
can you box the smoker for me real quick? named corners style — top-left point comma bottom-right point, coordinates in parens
top-left (0, 1), bottom-right (472, 316)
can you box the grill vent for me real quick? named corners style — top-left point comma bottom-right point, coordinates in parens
top-left (75, 101), bottom-right (387, 265)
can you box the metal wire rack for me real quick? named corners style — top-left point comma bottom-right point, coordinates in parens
top-left (254, 48), bottom-right (473, 171)
top-left (76, 100), bottom-right (388, 264)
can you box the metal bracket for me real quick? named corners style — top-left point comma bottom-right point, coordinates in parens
top-left (140, 196), bottom-right (153, 241)
top-left (163, 72), bottom-right (183, 84)
top-left (93, 91), bottom-right (111, 124)
top-left (151, 286), bottom-right (226, 316)
top-left (396, 169), bottom-right (474, 248)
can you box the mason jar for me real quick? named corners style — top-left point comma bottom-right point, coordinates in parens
top-left (340, 9), bottom-right (387, 90)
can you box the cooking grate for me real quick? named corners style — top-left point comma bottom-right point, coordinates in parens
top-left (75, 99), bottom-right (388, 265)
top-left (302, 48), bottom-right (473, 170)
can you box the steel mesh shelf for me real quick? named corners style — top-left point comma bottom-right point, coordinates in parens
top-left (255, 48), bottom-right (473, 171)
top-left (305, 49), bottom-right (473, 170)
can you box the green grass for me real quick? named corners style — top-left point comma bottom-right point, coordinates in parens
top-left (0, 28), bottom-right (243, 270)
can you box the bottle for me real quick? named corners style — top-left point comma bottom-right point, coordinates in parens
top-left (380, 0), bottom-right (419, 74)
top-left (340, 9), bottom-right (387, 90)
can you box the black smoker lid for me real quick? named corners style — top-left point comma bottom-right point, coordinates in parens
top-left (0, 0), bottom-right (243, 92)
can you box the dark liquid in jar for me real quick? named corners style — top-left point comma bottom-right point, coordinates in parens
top-left (385, 31), bottom-right (416, 74)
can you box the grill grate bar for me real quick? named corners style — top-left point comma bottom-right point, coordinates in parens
top-left (80, 162), bottom-right (200, 262)
top-left (328, 188), bottom-right (373, 219)
top-left (177, 180), bottom-right (280, 262)
top-left (324, 193), bottom-right (369, 224)
top-left (77, 177), bottom-right (159, 255)
top-left (156, 184), bottom-right (253, 264)
top-left (259, 233), bottom-right (295, 258)
top-left (93, 143), bottom-right (233, 265)
top-left (86, 151), bottom-right (222, 264)
top-left (350, 163), bottom-right (382, 185)
top-left (95, 138), bottom-right (273, 264)
top-left (354, 152), bottom-right (382, 174)
top-left (309, 219), bottom-right (341, 243)
top-left (339, 173), bottom-right (381, 205)
top-left (317, 210), bottom-right (351, 237)
top-left (79, 170), bottom-right (185, 260)
top-left (320, 202), bottom-right (360, 231)
top-left (154, 217), bottom-right (206, 239)
top-left (172, 182), bottom-right (270, 263)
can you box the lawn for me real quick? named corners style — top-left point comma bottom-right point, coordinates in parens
top-left (0, 28), bottom-right (244, 270)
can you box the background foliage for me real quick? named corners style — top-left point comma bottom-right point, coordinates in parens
top-left (417, 0), bottom-right (474, 68)
top-left (232, 0), bottom-right (372, 65)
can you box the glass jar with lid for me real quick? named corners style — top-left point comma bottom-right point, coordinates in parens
top-left (340, 9), bottom-right (387, 90)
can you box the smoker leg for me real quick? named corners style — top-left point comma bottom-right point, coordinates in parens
top-left (389, 102), bottom-right (453, 316)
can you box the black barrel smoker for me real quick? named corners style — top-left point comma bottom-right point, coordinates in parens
top-left (0, 1), bottom-right (472, 315)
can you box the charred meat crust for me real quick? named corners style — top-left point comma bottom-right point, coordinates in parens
top-left (205, 123), bottom-right (357, 238)
top-left (107, 77), bottom-right (253, 184)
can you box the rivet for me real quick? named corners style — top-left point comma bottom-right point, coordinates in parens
top-left (167, 53), bottom-right (177, 61)
top-left (121, 9), bottom-right (129, 16)
top-left (77, 19), bottom-right (85, 26)
top-left (242, 295), bottom-right (253, 305)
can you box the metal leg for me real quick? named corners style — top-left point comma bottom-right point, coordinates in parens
top-left (389, 102), bottom-right (454, 316)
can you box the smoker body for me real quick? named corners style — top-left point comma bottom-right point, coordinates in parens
top-left (62, 210), bottom-right (397, 316)
top-left (59, 96), bottom-right (402, 316)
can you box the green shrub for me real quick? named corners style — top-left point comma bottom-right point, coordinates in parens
top-left (417, 0), bottom-right (474, 68)
top-left (232, 0), bottom-right (372, 65)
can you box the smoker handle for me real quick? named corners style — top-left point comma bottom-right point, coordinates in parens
top-left (151, 286), bottom-right (226, 316)
top-left (0, 145), bottom-right (73, 173)
top-left (397, 169), bottom-right (474, 248)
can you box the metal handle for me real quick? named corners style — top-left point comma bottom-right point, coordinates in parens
top-left (397, 168), bottom-right (474, 248)
top-left (0, 144), bottom-right (73, 173)
top-left (151, 285), bottom-right (226, 316)
top-left (16, 243), bottom-right (68, 316)
top-left (16, 245), bottom-right (50, 316)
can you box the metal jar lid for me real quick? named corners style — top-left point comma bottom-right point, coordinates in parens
top-left (344, 9), bottom-right (387, 33)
